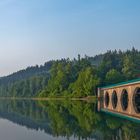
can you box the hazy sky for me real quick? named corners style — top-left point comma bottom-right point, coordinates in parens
top-left (0, 0), bottom-right (140, 76)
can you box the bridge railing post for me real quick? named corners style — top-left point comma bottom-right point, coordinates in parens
top-left (97, 88), bottom-right (101, 99)
top-left (97, 88), bottom-right (103, 111)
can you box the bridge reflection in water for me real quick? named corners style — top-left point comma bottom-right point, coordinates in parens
top-left (98, 78), bottom-right (140, 120)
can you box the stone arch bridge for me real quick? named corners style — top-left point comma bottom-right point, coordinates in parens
top-left (98, 79), bottom-right (140, 120)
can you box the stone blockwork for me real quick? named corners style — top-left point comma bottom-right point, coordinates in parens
top-left (99, 81), bottom-right (140, 119)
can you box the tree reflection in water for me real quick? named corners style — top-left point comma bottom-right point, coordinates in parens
top-left (0, 99), bottom-right (140, 140)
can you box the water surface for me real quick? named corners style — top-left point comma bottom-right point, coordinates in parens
top-left (0, 99), bottom-right (140, 140)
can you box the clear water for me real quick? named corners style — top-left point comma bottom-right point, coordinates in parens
top-left (0, 99), bottom-right (140, 140)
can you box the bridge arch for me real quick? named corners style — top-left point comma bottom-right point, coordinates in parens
top-left (133, 87), bottom-right (140, 113)
top-left (121, 89), bottom-right (128, 111)
top-left (111, 90), bottom-right (118, 109)
top-left (105, 92), bottom-right (109, 107)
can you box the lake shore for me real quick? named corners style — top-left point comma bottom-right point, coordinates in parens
top-left (0, 96), bottom-right (96, 101)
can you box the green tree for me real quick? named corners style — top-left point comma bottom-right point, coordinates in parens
top-left (70, 67), bottom-right (100, 97)
top-left (122, 55), bottom-right (135, 79)
top-left (105, 69), bottom-right (123, 84)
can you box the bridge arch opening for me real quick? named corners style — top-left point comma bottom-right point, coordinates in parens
top-left (121, 89), bottom-right (128, 111)
top-left (112, 90), bottom-right (118, 109)
top-left (105, 92), bottom-right (109, 107)
top-left (133, 87), bottom-right (140, 113)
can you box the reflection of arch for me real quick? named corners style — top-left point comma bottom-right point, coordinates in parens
top-left (121, 89), bottom-right (128, 111)
top-left (133, 87), bottom-right (140, 113)
top-left (112, 90), bottom-right (118, 109)
top-left (105, 92), bottom-right (109, 107)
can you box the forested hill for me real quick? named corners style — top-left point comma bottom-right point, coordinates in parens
top-left (0, 54), bottom-right (103, 85)
top-left (0, 60), bottom-right (54, 85)
top-left (0, 60), bottom-right (54, 97)
top-left (0, 48), bottom-right (140, 98)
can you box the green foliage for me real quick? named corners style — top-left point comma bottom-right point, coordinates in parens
top-left (0, 75), bottom-right (49, 97)
top-left (122, 55), bottom-right (136, 79)
top-left (105, 69), bottom-right (123, 84)
top-left (98, 48), bottom-right (140, 86)
top-left (0, 48), bottom-right (140, 98)
top-left (70, 67), bottom-right (100, 97)
top-left (41, 60), bottom-right (74, 97)
top-left (39, 57), bottom-right (94, 97)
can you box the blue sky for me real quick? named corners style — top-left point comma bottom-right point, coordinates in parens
top-left (0, 0), bottom-right (140, 76)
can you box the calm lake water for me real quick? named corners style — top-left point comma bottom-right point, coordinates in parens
top-left (0, 99), bottom-right (140, 140)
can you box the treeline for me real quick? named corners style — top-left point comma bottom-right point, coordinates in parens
top-left (0, 61), bottom-right (53, 97)
top-left (0, 74), bottom-right (49, 97)
top-left (0, 48), bottom-right (140, 97)
top-left (0, 60), bottom-right (53, 85)
top-left (39, 48), bottom-right (140, 97)
top-left (39, 57), bottom-right (100, 97)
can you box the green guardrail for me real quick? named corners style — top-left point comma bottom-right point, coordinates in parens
top-left (100, 78), bottom-right (140, 89)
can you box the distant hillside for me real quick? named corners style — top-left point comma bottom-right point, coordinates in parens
top-left (0, 60), bottom-right (54, 85)
top-left (0, 54), bottom-right (103, 97)
top-left (0, 60), bottom-right (54, 97)
top-left (0, 54), bottom-right (103, 86)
